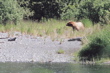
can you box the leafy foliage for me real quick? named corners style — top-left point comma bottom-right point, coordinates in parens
top-left (78, 26), bottom-right (110, 61)
top-left (60, 0), bottom-right (110, 24)
top-left (0, 0), bottom-right (32, 25)
top-left (79, 37), bottom-right (107, 61)
top-left (29, 0), bottom-right (62, 21)
top-left (28, 0), bottom-right (110, 24)
top-left (0, 0), bottom-right (110, 25)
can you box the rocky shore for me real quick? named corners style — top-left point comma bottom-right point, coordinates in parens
top-left (0, 32), bottom-right (82, 62)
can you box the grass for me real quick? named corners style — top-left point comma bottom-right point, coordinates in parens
top-left (0, 19), bottom-right (95, 39)
top-left (0, 19), bottom-right (105, 39)
top-left (0, 19), bottom-right (106, 44)
top-left (81, 18), bottom-right (93, 27)
top-left (57, 49), bottom-right (65, 54)
top-left (0, 19), bottom-right (106, 41)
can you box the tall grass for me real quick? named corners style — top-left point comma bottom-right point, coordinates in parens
top-left (0, 19), bottom-right (72, 38)
top-left (0, 19), bottom-right (95, 39)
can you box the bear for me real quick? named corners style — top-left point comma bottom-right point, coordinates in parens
top-left (66, 21), bottom-right (84, 31)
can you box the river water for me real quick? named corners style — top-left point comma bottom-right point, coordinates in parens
top-left (0, 62), bottom-right (110, 73)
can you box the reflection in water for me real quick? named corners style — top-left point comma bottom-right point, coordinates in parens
top-left (0, 62), bottom-right (110, 73)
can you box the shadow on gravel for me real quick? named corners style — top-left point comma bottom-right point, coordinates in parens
top-left (68, 37), bottom-right (83, 41)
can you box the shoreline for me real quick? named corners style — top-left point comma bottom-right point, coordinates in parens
top-left (0, 32), bottom-right (82, 63)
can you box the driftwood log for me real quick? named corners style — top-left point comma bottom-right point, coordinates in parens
top-left (68, 37), bottom-right (83, 41)
top-left (8, 37), bottom-right (16, 41)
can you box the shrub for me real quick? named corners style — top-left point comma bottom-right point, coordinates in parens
top-left (0, 0), bottom-right (32, 25)
top-left (78, 25), bottom-right (110, 61)
top-left (76, 0), bottom-right (110, 24)
top-left (79, 37), bottom-right (107, 61)
top-left (17, 0), bottom-right (110, 25)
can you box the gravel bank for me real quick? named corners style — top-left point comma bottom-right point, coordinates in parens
top-left (0, 32), bottom-right (82, 62)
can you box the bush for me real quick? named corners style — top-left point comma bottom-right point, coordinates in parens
top-left (75, 0), bottom-right (110, 24)
top-left (19, 0), bottom-right (110, 25)
top-left (0, 0), bottom-right (32, 25)
top-left (78, 25), bottom-right (110, 61)
top-left (79, 37), bottom-right (107, 61)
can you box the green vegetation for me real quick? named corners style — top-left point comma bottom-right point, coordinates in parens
top-left (57, 49), bottom-right (65, 54)
top-left (81, 19), bottom-right (93, 27)
top-left (28, 0), bottom-right (110, 24)
top-left (78, 25), bottom-right (110, 61)
top-left (0, 0), bottom-right (110, 25)
top-left (0, 0), bottom-right (32, 25)
top-left (0, 19), bottom-right (96, 39)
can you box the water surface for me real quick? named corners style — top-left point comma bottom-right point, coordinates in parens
top-left (0, 62), bottom-right (110, 73)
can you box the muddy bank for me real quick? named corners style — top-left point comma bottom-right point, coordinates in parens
top-left (0, 32), bottom-right (82, 62)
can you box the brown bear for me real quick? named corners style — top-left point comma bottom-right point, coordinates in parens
top-left (66, 21), bottom-right (84, 31)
